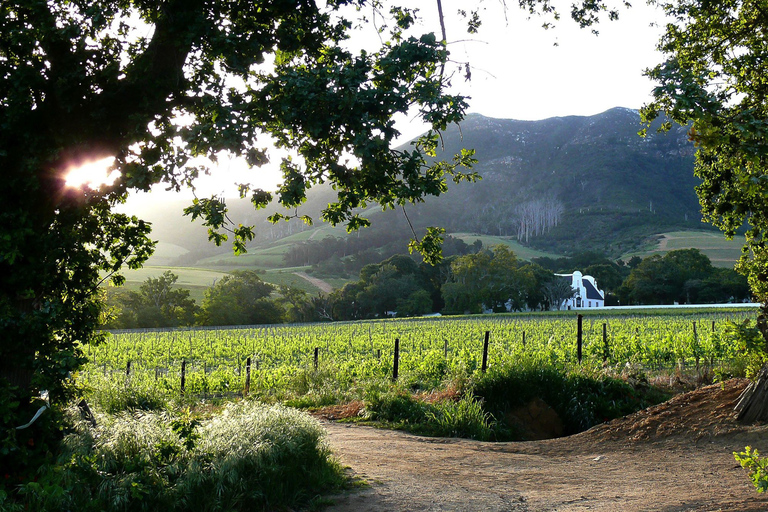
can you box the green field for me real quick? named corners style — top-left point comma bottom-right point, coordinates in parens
top-left (625, 230), bottom-right (744, 268)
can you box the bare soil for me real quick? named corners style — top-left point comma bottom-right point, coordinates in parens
top-left (318, 379), bottom-right (768, 511)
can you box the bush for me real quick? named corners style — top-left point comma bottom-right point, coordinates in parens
top-left (81, 373), bottom-right (171, 414)
top-left (425, 394), bottom-right (493, 441)
top-left (6, 402), bottom-right (345, 512)
top-left (473, 359), bottom-right (669, 438)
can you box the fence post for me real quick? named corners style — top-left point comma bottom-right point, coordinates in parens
top-left (393, 338), bottom-right (400, 381)
top-left (314, 347), bottom-right (319, 371)
top-left (180, 360), bottom-right (186, 396)
top-left (577, 314), bottom-right (583, 364)
top-left (244, 357), bottom-right (251, 397)
top-left (602, 323), bottom-right (608, 363)
top-left (481, 331), bottom-right (490, 373)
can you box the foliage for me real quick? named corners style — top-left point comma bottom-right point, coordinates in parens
top-left (197, 270), bottom-right (283, 326)
top-left (106, 271), bottom-right (198, 329)
top-left (642, 0), bottom-right (768, 310)
top-left (81, 372), bottom-right (171, 415)
top-left (2, 0), bottom-right (488, 464)
top-left (424, 394), bottom-right (494, 440)
top-left (473, 358), bottom-right (670, 437)
top-left (4, 402), bottom-right (344, 511)
top-left (735, 446), bottom-right (768, 493)
top-left (618, 249), bottom-right (749, 305)
top-left (723, 319), bottom-right (768, 379)
top-left (443, 245), bottom-right (539, 313)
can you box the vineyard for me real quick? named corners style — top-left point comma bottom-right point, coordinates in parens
top-left (80, 307), bottom-right (759, 401)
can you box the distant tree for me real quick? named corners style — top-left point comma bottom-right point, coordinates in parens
top-left (618, 249), bottom-right (745, 305)
top-left (198, 271), bottom-right (283, 326)
top-left (583, 263), bottom-right (624, 293)
top-left (396, 289), bottom-right (434, 317)
top-left (519, 262), bottom-right (555, 311)
top-left (443, 245), bottom-right (529, 313)
top-left (278, 286), bottom-right (317, 324)
top-left (107, 271), bottom-right (198, 328)
top-left (541, 278), bottom-right (576, 311)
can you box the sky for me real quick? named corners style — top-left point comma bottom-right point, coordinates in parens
top-left (76, 1), bottom-right (669, 202)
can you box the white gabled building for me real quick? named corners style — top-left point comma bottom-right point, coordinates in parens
top-left (555, 270), bottom-right (605, 309)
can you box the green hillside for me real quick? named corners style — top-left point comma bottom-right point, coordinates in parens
top-left (624, 231), bottom-right (744, 268)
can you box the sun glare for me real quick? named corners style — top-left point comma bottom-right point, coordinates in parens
top-left (65, 156), bottom-right (119, 189)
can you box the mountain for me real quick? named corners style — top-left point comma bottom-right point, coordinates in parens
top-left (413, 107), bottom-right (703, 255)
top-left (126, 107), bottom-right (705, 265)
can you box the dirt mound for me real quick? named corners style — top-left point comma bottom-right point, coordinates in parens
top-left (583, 378), bottom-right (758, 444)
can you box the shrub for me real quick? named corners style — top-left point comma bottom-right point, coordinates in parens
top-left (8, 402), bottom-right (345, 512)
top-left (425, 394), bottom-right (493, 441)
top-left (81, 373), bottom-right (170, 414)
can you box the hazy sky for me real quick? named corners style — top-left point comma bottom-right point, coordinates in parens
top-left (111, 1), bottom-right (668, 204)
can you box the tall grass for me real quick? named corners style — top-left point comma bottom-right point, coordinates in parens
top-left (10, 402), bottom-right (345, 512)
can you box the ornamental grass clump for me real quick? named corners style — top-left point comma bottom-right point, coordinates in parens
top-left (10, 402), bottom-right (344, 512)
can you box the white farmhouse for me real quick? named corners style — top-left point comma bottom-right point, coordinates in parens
top-left (555, 270), bottom-right (605, 309)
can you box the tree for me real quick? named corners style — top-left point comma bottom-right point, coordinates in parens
top-left (198, 271), bottom-right (283, 326)
top-left (108, 271), bottom-right (198, 328)
top-left (541, 278), bottom-right (576, 311)
top-left (642, 3), bottom-right (768, 314)
top-left (618, 249), bottom-right (722, 305)
top-left (443, 245), bottom-right (529, 313)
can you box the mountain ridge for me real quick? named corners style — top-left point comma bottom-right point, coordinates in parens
top-left (128, 107), bottom-right (708, 264)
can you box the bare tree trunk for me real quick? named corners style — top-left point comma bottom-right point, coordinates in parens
top-left (734, 305), bottom-right (768, 423)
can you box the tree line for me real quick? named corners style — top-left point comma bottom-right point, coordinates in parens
top-left (105, 247), bottom-right (750, 329)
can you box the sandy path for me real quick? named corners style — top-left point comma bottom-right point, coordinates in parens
top-left (321, 421), bottom-right (768, 512)
top-left (319, 382), bottom-right (768, 511)
top-left (294, 271), bottom-right (334, 294)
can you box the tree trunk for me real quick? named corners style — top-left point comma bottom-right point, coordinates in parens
top-left (734, 305), bottom-right (768, 423)
top-left (735, 364), bottom-right (768, 423)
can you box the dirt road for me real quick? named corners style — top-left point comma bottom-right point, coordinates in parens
top-left (320, 381), bottom-right (768, 511)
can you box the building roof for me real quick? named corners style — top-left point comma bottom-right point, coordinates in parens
top-left (583, 279), bottom-right (604, 300)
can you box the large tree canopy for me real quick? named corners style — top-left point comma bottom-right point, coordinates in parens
top-left (642, 0), bottom-right (768, 303)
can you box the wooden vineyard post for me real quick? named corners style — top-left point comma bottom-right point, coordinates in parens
top-left (603, 323), bottom-right (608, 363)
top-left (244, 357), bottom-right (251, 397)
top-left (693, 321), bottom-right (697, 338)
top-left (126, 360), bottom-right (131, 377)
top-left (577, 314), bottom-right (583, 364)
top-left (712, 320), bottom-right (716, 333)
top-left (481, 331), bottom-right (490, 373)
top-left (180, 360), bottom-right (186, 396)
top-left (393, 338), bottom-right (400, 382)
top-left (314, 347), bottom-right (319, 371)
top-left (377, 349), bottom-right (381, 360)
top-left (444, 338), bottom-right (448, 359)
top-left (522, 331), bottom-right (526, 348)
